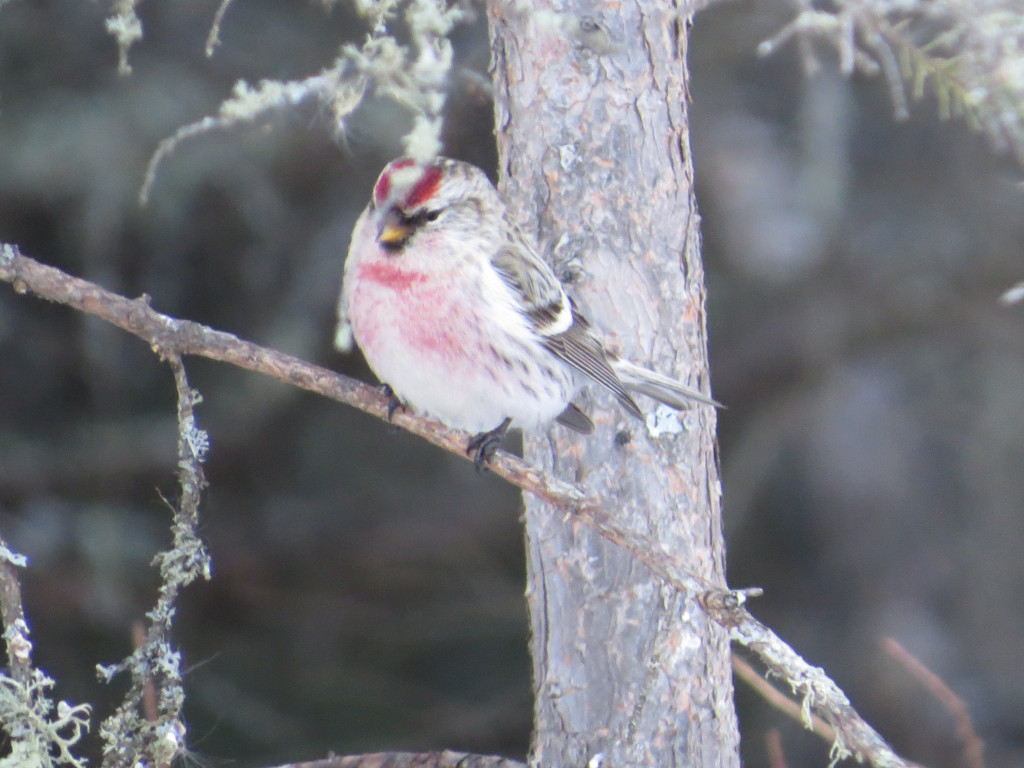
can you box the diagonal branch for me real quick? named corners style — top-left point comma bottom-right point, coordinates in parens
top-left (720, 610), bottom-right (924, 768)
top-left (0, 244), bottom-right (589, 510)
top-left (0, 244), bottom-right (919, 768)
top-left (731, 655), bottom-right (837, 743)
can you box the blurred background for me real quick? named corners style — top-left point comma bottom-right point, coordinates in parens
top-left (0, 1), bottom-right (1021, 767)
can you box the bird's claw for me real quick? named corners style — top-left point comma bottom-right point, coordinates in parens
top-left (380, 384), bottom-right (405, 422)
top-left (466, 418), bottom-right (511, 471)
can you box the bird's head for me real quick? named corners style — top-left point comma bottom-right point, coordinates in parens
top-left (368, 157), bottom-right (498, 252)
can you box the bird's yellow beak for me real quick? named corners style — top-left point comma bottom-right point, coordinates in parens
top-left (377, 209), bottom-right (411, 247)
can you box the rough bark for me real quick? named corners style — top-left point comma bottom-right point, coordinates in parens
top-left (488, 2), bottom-right (740, 767)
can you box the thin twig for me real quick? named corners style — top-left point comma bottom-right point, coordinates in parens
top-left (0, 244), bottom-right (920, 768)
top-left (96, 354), bottom-right (211, 768)
top-left (882, 637), bottom-right (985, 768)
top-left (765, 729), bottom-right (788, 768)
top-left (205, 0), bottom-right (236, 56)
top-left (719, 610), bottom-right (921, 768)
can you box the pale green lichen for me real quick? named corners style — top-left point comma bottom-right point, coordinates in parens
top-left (204, 0), bottom-right (236, 57)
top-left (760, 0), bottom-right (1024, 163)
top-left (791, 678), bottom-right (852, 767)
top-left (4, 618), bottom-right (32, 664)
top-left (0, 669), bottom-right (91, 768)
top-left (105, 0), bottom-right (143, 76)
top-left (141, 0), bottom-right (469, 203)
top-left (97, 360), bottom-right (211, 768)
top-left (0, 539), bottom-right (90, 768)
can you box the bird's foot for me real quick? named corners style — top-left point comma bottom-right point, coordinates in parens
top-left (466, 418), bottom-right (512, 471)
top-left (380, 384), bottom-right (405, 422)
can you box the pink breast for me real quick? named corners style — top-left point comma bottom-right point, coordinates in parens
top-left (356, 260), bottom-right (427, 292)
top-left (351, 261), bottom-right (474, 362)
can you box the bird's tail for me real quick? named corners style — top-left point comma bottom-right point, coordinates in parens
top-left (612, 358), bottom-right (721, 409)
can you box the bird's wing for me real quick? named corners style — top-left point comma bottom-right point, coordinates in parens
top-left (490, 237), bottom-right (572, 336)
top-left (490, 228), bottom-right (643, 422)
top-left (539, 309), bottom-right (643, 421)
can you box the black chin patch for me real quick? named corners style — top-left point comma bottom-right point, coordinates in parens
top-left (380, 237), bottom-right (408, 254)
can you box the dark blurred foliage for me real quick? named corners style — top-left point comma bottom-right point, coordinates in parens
top-left (692, 2), bottom-right (1024, 767)
top-left (0, 1), bottom-right (1021, 768)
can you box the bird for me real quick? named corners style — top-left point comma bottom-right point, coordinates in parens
top-left (337, 156), bottom-right (718, 466)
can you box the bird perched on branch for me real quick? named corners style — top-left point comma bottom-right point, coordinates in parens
top-left (337, 156), bottom-right (717, 466)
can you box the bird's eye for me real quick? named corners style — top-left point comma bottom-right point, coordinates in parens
top-left (401, 209), bottom-right (442, 228)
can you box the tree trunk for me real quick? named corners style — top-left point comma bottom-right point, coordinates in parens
top-left (488, 2), bottom-right (739, 766)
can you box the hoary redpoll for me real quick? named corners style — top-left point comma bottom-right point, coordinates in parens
top-left (338, 157), bottom-right (718, 465)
